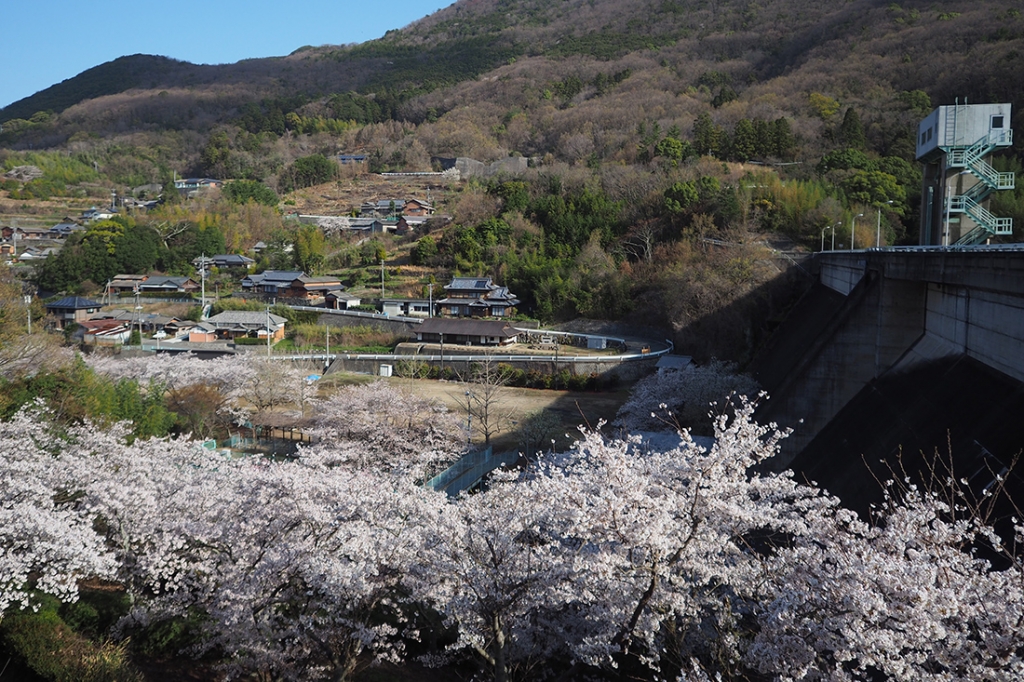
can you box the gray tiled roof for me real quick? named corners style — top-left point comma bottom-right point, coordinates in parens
top-left (206, 311), bottom-right (287, 327)
top-left (417, 318), bottom-right (517, 337)
top-left (46, 296), bottom-right (102, 310)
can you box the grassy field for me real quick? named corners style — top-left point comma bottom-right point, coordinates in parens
top-left (385, 375), bottom-right (633, 454)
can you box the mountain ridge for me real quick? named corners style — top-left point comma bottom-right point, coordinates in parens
top-left (1, 0), bottom-right (1022, 171)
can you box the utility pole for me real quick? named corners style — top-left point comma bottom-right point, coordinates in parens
top-left (199, 253), bottom-right (206, 313)
top-left (24, 295), bottom-right (31, 334)
top-left (134, 287), bottom-right (142, 347)
top-left (428, 282), bottom-right (434, 318)
top-left (325, 325), bottom-right (330, 372)
top-left (380, 258), bottom-right (385, 298)
top-left (266, 305), bottom-right (271, 357)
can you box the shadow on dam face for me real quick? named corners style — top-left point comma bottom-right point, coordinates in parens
top-left (785, 354), bottom-right (1024, 518)
top-left (741, 250), bottom-right (1024, 518)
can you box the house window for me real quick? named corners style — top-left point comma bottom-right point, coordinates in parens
top-left (921, 131), bottom-right (927, 146)
top-left (926, 128), bottom-right (932, 142)
top-left (992, 115), bottom-right (1005, 129)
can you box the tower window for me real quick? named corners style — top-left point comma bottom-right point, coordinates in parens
top-left (992, 115), bottom-right (1005, 129)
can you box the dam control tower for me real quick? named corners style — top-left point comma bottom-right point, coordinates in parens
top-left (916, 102), bottom-right (1014, 246)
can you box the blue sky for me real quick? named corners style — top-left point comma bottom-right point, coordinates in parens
top-left (0, 0), bottom-right (452, 110)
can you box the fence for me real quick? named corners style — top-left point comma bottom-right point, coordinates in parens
top-left (290, 304), bottom-right (422, 324)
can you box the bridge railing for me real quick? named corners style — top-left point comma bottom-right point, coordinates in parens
top-left (426, 447), bottom-right (520, 496)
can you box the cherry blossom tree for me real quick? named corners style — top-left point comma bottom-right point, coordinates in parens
top-left (409, 468), bottom-right (580, 682)
top-left (0, 408), bottom-right (116, 618)
top-left (5, 362), bottom-right (1024, 682)
top-left (749, 480), bottom-right (1024, 681)
top-left (109, 460), bottom-right (439, 682)
top-left (85, 352), bottom-right (253, 392)
top-left (5, 404), bottom-right (444, 681)
top-left (412, 400), bottom-right (833, 681)
top-left (614, 358), bottom-right (759, 434)
top-left (528, 403), bottom-right (832, 677)
top-left (88, 352), bottom-right (308, 437)
top-left (302, 380), bottom-right (464, 476)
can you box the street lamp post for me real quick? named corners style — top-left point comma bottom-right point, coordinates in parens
top-left (850, 213), bottom-right (864, 251)
top-left (821, 223), bottom-right (838, 252)
top-left (876, 201), bottom-right (894, 248)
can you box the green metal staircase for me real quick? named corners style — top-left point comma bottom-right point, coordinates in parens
top-left (946, 130), bottom-right (1015, 245)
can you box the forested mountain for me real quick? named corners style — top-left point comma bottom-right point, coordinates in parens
top-left (4, 0), bottom-right (1024, 360)
top-left (3, 0), bottom-right (1022, 152)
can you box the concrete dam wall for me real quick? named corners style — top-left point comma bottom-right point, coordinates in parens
top-left (751, 248), bottom-right (1024, 481)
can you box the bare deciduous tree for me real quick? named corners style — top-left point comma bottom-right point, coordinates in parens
top-left (453, 354), bottom-right (517, 447)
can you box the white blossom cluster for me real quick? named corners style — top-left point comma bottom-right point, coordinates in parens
top-left (3, 372), bottom-right (1023, 681)
top-left (614, 359), bottom-right (759, 434)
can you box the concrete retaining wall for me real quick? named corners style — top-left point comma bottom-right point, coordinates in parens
top-left (327, 354), bottom-right (659, 384)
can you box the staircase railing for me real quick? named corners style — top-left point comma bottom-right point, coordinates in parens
top-left (949, 195), bottom-right (1013, 237)
top-left (953, 226), bottom-right (990, 246)
top-left (944, 130), bottom-right (1015, 242)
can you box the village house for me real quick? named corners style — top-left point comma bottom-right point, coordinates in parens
top-left (189, 310), bottom-right (287, 343)
top-left (240, 270), bottom-right (305, 295)
top-left (45, 296), bottom-right (104, 329)
top-left (108, 274), bottom-right (149, 294)
top-left (91, 309), bottom-right (180, 335)
top-left (210, 254), bottom-right (255, 269)
top-left (381, 298), bottom-right (433, 318)
top-left (77, 319), bottom-right (133, 347)
top-left (195, 254), bottom-right (256, 271)
top-left (138, 276), bottom-right (199, 294)
top-left (2, 226), bottom-right (51, 240)
top-left (17, 246), bottom-right (58, 261)
top-left (360, 199), bottom-right (403, 217)
top-left (359, 198), bottom-right (434, 219)
top-left (285, 275), bottom-right (344, 301)
top-left (325, 290), bottom-right (362, 310)
top-left (402, 198), bottom-right (433, 216)
top-left (437, 276), bottom-right (519, 318)
top-left (81, 208), bottom-right (116, 223)
top-left (415, 318), bottom-right (520, 346)
top-left (174, 178), bottom-right (223, 194)
top-left (48, 221), bottom-right (83, 238)
top-left (163, 319), bottom-right (198, 339)
top-left (107, 275), bottom-right (198, 295)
